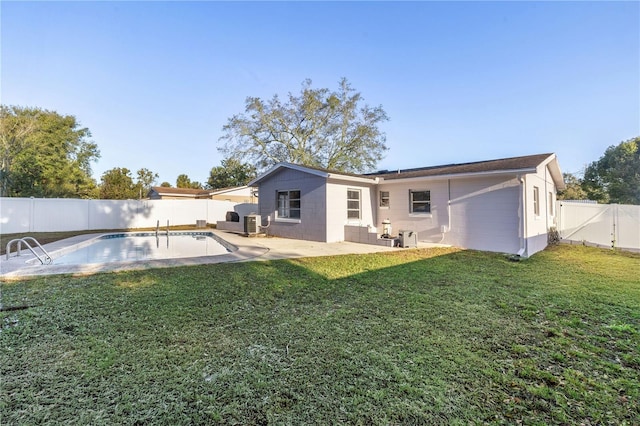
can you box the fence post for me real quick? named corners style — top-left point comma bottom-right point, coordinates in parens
top-left (29, 197), bottom-right (35, 233)
top-left (611, 204), bottom-right (618, 249)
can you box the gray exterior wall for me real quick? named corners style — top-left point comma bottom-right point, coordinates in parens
top-left (377, 175), bottom-right (522, 254)
top-left (257, 168), bottom-right (327, 242)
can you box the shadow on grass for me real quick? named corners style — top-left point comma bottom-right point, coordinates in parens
top-left (1, 245), bottom-right (638, 424)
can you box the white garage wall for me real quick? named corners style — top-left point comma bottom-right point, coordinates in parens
top-left (376, 175), bottom-right (522, 253)
top-left (523, 163), bottom-right (559, 256)
top-left (326, 179), bottom-right (377, 243)
top-left (376, 179), bottom-right (449, 243)
top-left (447, 176), bottom-right (521, 254)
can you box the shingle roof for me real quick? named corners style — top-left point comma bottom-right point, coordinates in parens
top-left (150, 187), bottom-right (209, 196)
top-left (367, 153), bottom-right (554, 180)
top-left (249, 153), bottom-right (564, 189)
top-left (247, 162), bottom-right (378, 186)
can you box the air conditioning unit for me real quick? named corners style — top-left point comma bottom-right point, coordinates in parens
top-left (398, 230), bottom-right (417, 248)
top-left (244, 214), bottom-right (260, 235)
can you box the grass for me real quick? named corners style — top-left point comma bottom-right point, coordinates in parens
top-left (1, 244), bottom-right (639, 424)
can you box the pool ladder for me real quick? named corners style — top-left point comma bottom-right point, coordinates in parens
top-left (5, 237), bottom-right (52, 265)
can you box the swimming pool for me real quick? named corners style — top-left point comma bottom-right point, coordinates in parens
top-left (49, 232), bottom-right (233, 265)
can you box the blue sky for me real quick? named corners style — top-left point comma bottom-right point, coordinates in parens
top-left (2, 1), bottom-right (639, 186)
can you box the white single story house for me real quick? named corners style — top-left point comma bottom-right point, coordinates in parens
top-left (247, 153), bottom-right (565, 257)
top-left (148, 187), bottom-right (211, 199)
top-left (148, 185), bottom-right (255, 203)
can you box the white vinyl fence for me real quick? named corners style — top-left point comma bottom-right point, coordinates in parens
top-left (0, 198), bottom-right (258, 234)
top-left (557, 201), bottom-right (640, 252)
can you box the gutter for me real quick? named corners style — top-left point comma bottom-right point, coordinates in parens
top-left (517, 175), bottom-right (527, 257)
top-left (327, 174), bottom-right (379, 184)
top-left (376, 168), bottom-right (537, 185)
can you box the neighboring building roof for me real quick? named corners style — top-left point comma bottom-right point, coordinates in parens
top-left (248, 153), bottom-right (565, 190)
top-left (148, 187), bottom-right (210, 198)
top-left (148, 185), bottom-right (254, 199)
top-left (208, 185), bottom-right (251, 196)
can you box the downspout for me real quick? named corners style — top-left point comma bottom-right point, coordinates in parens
top-left (544, 166), bottom-right (549, 232)
top-left (259, 215), bottom-right (271, 236)
top-left (517, 175), bottom-right (527, 257)
top-left (428, 179), bottom-right (452, 244)
top-left (442, 179), bottom-right (452, 242)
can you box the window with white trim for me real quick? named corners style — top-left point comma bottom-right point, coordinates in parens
top-left (379, 191), bottom-right (390, 208)
top-left (410, 190), bottom-right (431, 214)
top-left (533, 186), bottom-right (540, 216)
top-left (548, 192), bottom-right (554, 215)
top-left (277, 190), bottom-right (300, 219)
top-left (347, 189), bottom-right (361, 219)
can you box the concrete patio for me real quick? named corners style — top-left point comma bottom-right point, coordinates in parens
top-left (0, 230), bottom-right (449, 280)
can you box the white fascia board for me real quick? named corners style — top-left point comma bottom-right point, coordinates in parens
top-left (247, 163), bottom-right (329, 186)
top-left (537, 154), bottom-right (565, 190)
top-left (248, 163), bottom-right (378, 185)
top-left (280, 163), bottom-right (329, 178)
top-left (208, 185), bottom-right (249, 195)
top-left (327, 173), bottom-right (378, 184)
top-left (157, 193), bottom-right (198, 198)
top-left (377, 168), bottom-right (537, 185)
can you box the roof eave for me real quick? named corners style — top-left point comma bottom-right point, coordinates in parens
top-left (248, 163), bottom-right (329, 186)
top-left (155, 193), bottom-right (200, 198)
top-left (538, 154), bottom-right (566, 190)
top-left (208, 185), bottom-right (249, 195)
top-left (248, 163), bottom-right (377, 186)
top-left (327, 173), bottom-right (378, 184)
top-left (378, 168), bottom-right (538, 184)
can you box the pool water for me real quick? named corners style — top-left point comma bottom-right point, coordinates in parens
top-left (51, 232), bottom-right (231, 265)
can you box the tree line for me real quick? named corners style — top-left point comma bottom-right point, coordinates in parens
top-left (1, 79), bottom-right (638, 204)
top-left (0, 106), bottom-right (258, 199)
top-left (558, 136), bottom-right (639, 205)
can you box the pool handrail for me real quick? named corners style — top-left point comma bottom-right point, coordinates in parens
top-left (5, 237), bottom-right (52, 265)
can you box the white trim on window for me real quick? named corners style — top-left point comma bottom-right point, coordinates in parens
top-left (276, 189), bottom-right (301, 220)
top-left (274, 215), bottom-right (302, 224)
top-left (409, 189), bottom-right (431, 214)
top-left (379, 190), bottom-right (390, 209)
top-left (347, 188), bottom-right (361, 220)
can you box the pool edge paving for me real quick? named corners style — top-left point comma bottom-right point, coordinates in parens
top-left (0, 230), bottom-right (421, 280)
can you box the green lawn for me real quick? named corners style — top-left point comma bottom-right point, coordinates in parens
top-left (1, 245), bottom-right (638, 424)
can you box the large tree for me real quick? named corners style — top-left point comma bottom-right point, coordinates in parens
top-left (219, 78), bottom-right (389, 173)
top-left (582, 137), bottom-right (639, 204)
top-left (176, 174), bottom-right (203, 189)
top-left (207, 158), bottom-right (257, 189)
top-left (0, 105), bottom-right (100, 198)
top-left (136, 168), bottom-right (159, 195)
top-left (557, 173), bottom-right (588, 201)
top-left (99, 167), bottom-right (158, 199)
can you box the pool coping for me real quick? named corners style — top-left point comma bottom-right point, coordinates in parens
top-left (1, 229), bottom-right (445, 280)
top-left (0, 230), bottom-right (270, 280)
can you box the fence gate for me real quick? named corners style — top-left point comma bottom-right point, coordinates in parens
top-left (557, 201), bottom-right (640, 252)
